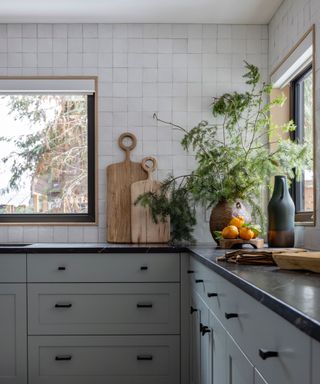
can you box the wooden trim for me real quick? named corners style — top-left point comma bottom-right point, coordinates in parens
top-left (0, 75), bottom-right (99, 226)
top-left (270, 25), bottom-right (315, 78)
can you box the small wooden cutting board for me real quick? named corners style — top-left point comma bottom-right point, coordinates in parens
top-left (107, 133), bottom-right (147, 243)
top-left (131, 157), bottom-right (170, 243)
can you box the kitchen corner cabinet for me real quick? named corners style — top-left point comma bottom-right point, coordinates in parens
top-left (188, 255), bottom-right (319, 384)
top-left (0, 254), bottom-right (27, 384)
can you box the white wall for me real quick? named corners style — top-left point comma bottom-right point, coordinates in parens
top-left (0, 23), bottom-right (268, 243)
top-left (269, 0), bottom-right (320, 249)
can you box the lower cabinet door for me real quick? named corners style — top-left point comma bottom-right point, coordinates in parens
top-left (226, 335), bottom-right (254, 384)
top-left (28, 335), bottom-right (180, 384)
top-left (190, 293), bottom-right (201, 384)
top-left (312, 340), bottom-right (320, 384)
top-left (0, 284), bottom-right (27, 384)
top-left (254, 369), bottom-right (269, 384)
top-left (209, 311), bottom-right (227, 384)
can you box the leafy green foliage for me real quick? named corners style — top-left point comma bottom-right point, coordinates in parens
top-left (135, 176), bottom-right (196, 244)
top-left (139, 62), bottom-right (311, 242)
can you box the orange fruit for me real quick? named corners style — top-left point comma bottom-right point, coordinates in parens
top-left (229, 215), bottom-right (245, 228)
top-left (239, 227), bottom-right (254, 240)
top-left (222, 225), bottom-right (239, 239)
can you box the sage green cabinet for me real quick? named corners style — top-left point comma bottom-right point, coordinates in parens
top-left (0, 254), bottom-right (27, 384)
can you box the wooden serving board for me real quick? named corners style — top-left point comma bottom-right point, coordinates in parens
top-left (272, 251), bottom-right (320, 273)
top-left (219, 238), bottom-right (264, 249)
top-left (107, 133), bottom-right (147, 243)
top-left (131, 157), bottom-right (170, 243)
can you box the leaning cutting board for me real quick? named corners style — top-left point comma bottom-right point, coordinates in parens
top-left (107, 133), bottom-right (147, 243)
top-left (131, 157), bottom-right (170, 243)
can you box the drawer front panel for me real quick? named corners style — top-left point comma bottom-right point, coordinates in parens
top-left (28, 283), bottom-right (180, 335)
top-left (0, 254), bottom-right (26, 282)
top-left (28, 335), bottom-right (180, 384)
top-left (190, 256), bottom-right (311, 384)
top-left (27, 253), bottom-right (180, 282)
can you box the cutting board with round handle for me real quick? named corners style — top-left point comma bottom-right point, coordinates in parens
top-left (131, 157), bottom-right (170, 243)
top-left (107, 133), bottom-right (147, 243)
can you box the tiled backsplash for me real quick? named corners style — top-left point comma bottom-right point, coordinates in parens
top-left (269, 0), bottom-right (320, 249)
top-left (0, 23), bottom-right (268, 243)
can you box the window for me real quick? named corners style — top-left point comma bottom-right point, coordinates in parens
top-left (270, 25), bottom-right (315, 225)
top-left (291, 66), bottom-right (314, 222)
top-left (0, 77), bottom-right (96, 223)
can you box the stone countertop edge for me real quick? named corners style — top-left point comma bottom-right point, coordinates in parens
top-left (188, 247), bottom-right (320, 343)
top-left (0, 242), bottom-right (319, 342)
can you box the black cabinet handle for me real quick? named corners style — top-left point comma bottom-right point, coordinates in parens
top-left (57, 266), bottom-right (66, 271)
top-left (259, 349), bottom-right (279, 360)
top-left (55, 303), bottom-right (72, 308)
top-left (195, 279), bottom-right (203, 283)
top-left (225, 312), bottom-right (238, 319)
top-left (55, 355), bottom-right (72, 361)
top-left (137, 303), bottom-right (153, 308)
top-left (137, 355), bottom-right (153, 361)
top-left (187, 270), bottom-right (195, 274)
top-left (207, 292), bottom-right (218, 297)
top-left (200, 323), bottom-right (211, 336)
top-left (190, 306), bottom-right (198, 314)
top-left (201, 326), bottom-right (211, 336)
top-left (140, 266), bottom-right (148, 271)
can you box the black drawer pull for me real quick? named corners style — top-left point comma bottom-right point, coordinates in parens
top-left (140, 266), bottom-right (148, 271)
top-left (259, 349), bottom-right (279, 360)
top-left (190, 306), bottom-right (198, 314)
top-left (57, 266), bottom-right (66, 271)
top-left (187, 270), bottom-right (195, 274)
top-left (207, 292), bottom-right (218, 297)
top-left (195, 279), bottom-right (203, 283)
top-left (137, 354), bottom-right (153, 361)
top-left (137, 303), bottom-right (153, 308)
top-left (201, 326), bottom-right (211, 336)
top-left (225, 312), bottom-right (238, 319)
top-left (55, 355), bottom-right (72, 361)
top-left (55, 303), bottom-right (72, 308)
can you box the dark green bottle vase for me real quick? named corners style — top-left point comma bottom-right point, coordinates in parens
top-left (268, 175), bottom-right (295, 248)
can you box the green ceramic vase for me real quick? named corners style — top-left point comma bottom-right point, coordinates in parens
top-left (268, 175), bottom-right (295, 248)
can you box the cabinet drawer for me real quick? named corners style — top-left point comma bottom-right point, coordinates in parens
top-left (189, 257), bottom-right (227, 321)
top-left (28, 335), bottom-right (180, 384)
top-left (27, 253), bottom-right (180, 282)
top-left (28, 283), bottom-right (180, 335)
top-left (0, 254), bottom-right (26, 282)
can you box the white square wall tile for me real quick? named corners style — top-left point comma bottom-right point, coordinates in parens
top-left (38, 24), bottom-right (53, 38)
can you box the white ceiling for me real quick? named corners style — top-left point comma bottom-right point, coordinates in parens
top-left (0, 0), bottom-right (283, 24)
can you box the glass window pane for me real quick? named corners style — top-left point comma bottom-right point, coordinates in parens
top-left (0, 94), bottom-right (88, 215)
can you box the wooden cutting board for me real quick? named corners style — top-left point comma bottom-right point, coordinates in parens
top-left (107, 133), bottom-right (147, 243)
top-left (272, 251), bottom-right (320, 273)
top-left (131, 157), bottom-right (170, 243)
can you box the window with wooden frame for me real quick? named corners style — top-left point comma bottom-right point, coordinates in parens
top-left (290, 65), bottom-right (314, 223)
top-left (0, 77), bottom-right (97, 224)
top-left (270, 26), bottom-right (315, 225)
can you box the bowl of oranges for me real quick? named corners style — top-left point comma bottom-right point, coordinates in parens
top-left (214, 216), bottom-right (263, 248)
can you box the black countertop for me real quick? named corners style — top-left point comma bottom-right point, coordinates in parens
top-left (0, 242), bottom-right (185, 253)
top-left (0, 242), bottom-right (319, 342)
top-left (188, 246), bottom-right (320, 342)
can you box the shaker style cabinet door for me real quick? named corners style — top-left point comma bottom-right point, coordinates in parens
top-left (312, 340), bottom-right (320, 384)
top-left (209, 311), bottom-right (227, 384)
top-left (190, 292), bottom-right (201, 384)
top-left (254, 369), bottom-right (269, 384)
top-left (0, 284), bottom-right (27, 384)
top-left (226, 335), bottom-right (254, 384)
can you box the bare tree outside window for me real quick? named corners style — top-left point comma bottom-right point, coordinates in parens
top-left (0, 94), bottom-right (89, 216)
